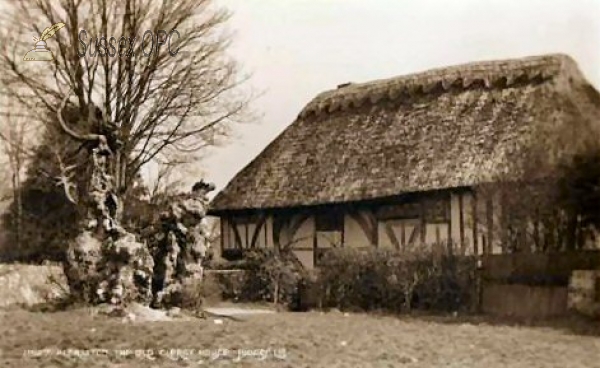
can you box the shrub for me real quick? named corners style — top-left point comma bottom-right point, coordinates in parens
top-left (315, 246), bottom-right (477, 313)
top-left (415, 256), bottom-right (478, 311)
top-left (240, 249), bottom-right (306, 307)
top-left (201, 245), bottom-right (476, 313)
top-left (316, 248), bottom-right (394, 311)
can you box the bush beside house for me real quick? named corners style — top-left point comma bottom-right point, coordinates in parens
top-left (312, 247), bottom-right (477, 313)
top-left (206, 246), bottom-right (478, 313)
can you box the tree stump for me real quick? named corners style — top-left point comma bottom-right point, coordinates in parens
top-left (63, 131), bottom-right (215, 308)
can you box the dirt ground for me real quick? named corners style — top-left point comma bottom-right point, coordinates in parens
top-left (1, 307), bottom-right (599, 368)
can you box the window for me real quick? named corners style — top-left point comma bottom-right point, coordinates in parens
top-left (314, 212), bottom-right (344, 267)
top-left (315, 211), bottom-right (344, 251)
top-left (315, 212), bottom-right (344, 232)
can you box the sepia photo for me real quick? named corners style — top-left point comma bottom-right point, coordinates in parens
top-left (0, 1), bottom-right (599, 367)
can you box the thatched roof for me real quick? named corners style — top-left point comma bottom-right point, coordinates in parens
top-left (210, 54), bottom-right (600, 213)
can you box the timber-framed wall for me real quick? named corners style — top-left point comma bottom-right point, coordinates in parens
top-left (217, 186), bottom-right (502, 268)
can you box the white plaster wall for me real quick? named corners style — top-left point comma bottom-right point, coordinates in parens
top-left (450, 193), bottom-right (461, 247)
top-left (316, 231), bottom-right (341, 248)
top-left (461, 192), bottom-right (475, 255)
top-left (220, 188), bottom-right (504, 259)
top-left (235, 223), bottom-right (247, 247)
top-left (344, 212), bottom-right (372, 248)
top-left (377, 218), bottom-right (421, 250)
top-left (377, 220), bottom-right (401, 249)
top-left (425, 223), bottom-right (449, 245)
top-left (265, 216), bottom-right (274, 248)
top-left (490, 190), bottom-right (504, 254)
top-left (287, 215), bottom-right (315, 268)
top-left (293, 249), bottom-right (314, 269)
top-left (221, 218), bottom-right (230, 249)
top-left (287, 216), bottom-right (314, 250)
top-left (246, 223), bottom-right (257, 247)
top-left (227, 220), bottom-right (238, 249)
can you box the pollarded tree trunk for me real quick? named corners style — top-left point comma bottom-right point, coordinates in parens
top-left (64, 137), bottom-right (154, 306)
top-left (151, 181), bottom-right (214, 308)
top-left (56, 95), bottom-right (214, 309)
top-left (63, 138), bottom-right (215, 308)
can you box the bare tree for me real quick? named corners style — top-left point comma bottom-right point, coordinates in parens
top-left (0, 0), bottom-right (250, 203)
top-left (147, 160), bottom-right (187, 202)
top-left (0, 0), bottom-right (250, 303)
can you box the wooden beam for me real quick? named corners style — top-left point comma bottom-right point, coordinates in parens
top-left (289, 212), bottom-right (311, 241)
top-left (420, 201), bottom-right (426, 243)
top-left (472, 191), bottom-right (479, 255)
top-left (220, 217), bottom-right (225, 254)
top-left (459, 194), bottom-right (465, 254)
top-left (313, 218), bottom-right (317, 266)
top-left (407, 222), bottom-right (420, 245)
top-left (385, 223), bottom-right (401, 250)
top-left (272, 214), bottom-right (290, 250)
top-left (401, 220), bottom-right (406, 249)
top-left (265, 216), bottom-right (269, 248)
top-left (229, 218), bottom-right (243, 250)
top-left (370, 210), bottom-right (379, 247)
top-left (250, 214), bottom-right (267, 248)
top-left (447, 194), bottom-right (453, 254)
top-left (499, 194), bottom-right (508, 253)
top-left (245, 222), bottom-right (249, 249)
top-left (349, 210), bottom-right (377, 247)
top-left (487, 197), bottom-right (494, 254)
top-left (341, 213), bottom-right (346, 248)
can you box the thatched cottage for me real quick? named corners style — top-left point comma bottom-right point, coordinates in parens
top-left (209, 54), bottom-right (600, 268)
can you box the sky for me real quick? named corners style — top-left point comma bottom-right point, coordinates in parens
top-left (202, 0), bottom-right (600, 193)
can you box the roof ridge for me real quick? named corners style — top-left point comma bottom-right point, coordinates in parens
top-left (299, 53), bottom-right (577, 118)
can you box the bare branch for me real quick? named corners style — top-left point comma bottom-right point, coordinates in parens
top-left (1, 0), bottom-right (252, 196)
top-left (56, 91), bottom-right (101, 142)
top-left (52, 146), bottom-right (79, 204)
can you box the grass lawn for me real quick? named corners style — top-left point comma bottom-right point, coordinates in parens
top-left (1, 307), bottom-right (599, 368)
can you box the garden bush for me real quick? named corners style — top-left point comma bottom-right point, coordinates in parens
top-left (315, 246), bottom-right (477, 313)
top-left (238, 248), bottom-right (306, 307)
top-left (200, 245), bottom-right (476, 313)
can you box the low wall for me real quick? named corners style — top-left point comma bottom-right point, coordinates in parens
top-left (480, 251), bottom-right (600, 318)
top-left (481, 282), bottom-right (568, 318)
top-left (0, 263), bottom-right (67, 308)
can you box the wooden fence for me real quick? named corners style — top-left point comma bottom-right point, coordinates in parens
top-left (480, 251), bottom-right (600, 318)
